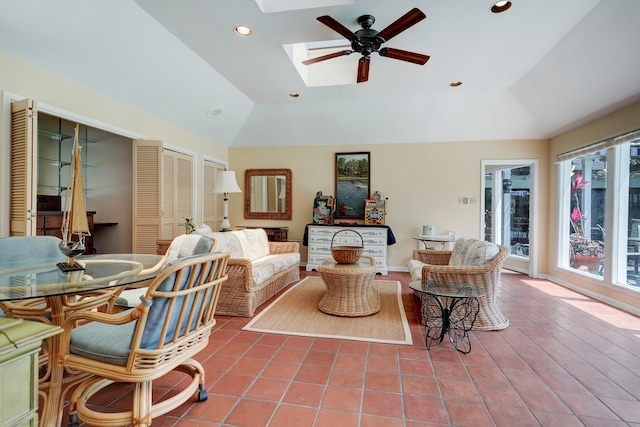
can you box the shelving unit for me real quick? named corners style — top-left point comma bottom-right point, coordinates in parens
top-left (37, 114), bottom-right (93, 196)
top-left (35, 114), bottom-right (96, 254)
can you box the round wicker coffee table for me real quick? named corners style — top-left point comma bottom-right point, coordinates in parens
top-left (317, 256), bottom-right (379, 317)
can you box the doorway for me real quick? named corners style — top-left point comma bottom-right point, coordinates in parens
top-left (482, 160), bottom-right (538, 277)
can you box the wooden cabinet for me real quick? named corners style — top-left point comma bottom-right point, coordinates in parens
top-left (306, 225), bottom-right (388, 274)
top-left (0, 318), bottom-right (61, 427)
top-left (36, 211), bottom-right (96, 254)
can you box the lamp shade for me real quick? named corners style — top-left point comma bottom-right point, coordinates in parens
top-left (212, 171), bottom-right (242, 194)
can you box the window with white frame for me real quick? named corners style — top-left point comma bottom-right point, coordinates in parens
top-left (557, 129), bottom-right (640, 288)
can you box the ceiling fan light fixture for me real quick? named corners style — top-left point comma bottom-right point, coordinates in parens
top-left (234, 25), bottom-right (252, 37)
top-left (490, 1), bottom-right (512, 13)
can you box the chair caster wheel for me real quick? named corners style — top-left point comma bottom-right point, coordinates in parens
top-left (68, 413), bottom-right (80, 427)
top-left (198, 389), bottom-right (208, 401)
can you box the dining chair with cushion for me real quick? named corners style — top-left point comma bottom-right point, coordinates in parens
top-left (60, 251), bottom-right (229, 427)
top-left (408, 238), bottom-right (510, 331)
top-left (115, 234), bottom-right (218, 308)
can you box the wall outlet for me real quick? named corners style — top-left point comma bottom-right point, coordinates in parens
top-left (470, 197), bottom-right (477, 204)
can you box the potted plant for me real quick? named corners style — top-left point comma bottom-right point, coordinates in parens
top-left (179, 217), bottom-right (197, 234)
top-left (569, 171), bottom-right (604, 273)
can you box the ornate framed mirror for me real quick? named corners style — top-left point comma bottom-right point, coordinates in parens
top-left (244, 169), bottom-right (292, 220)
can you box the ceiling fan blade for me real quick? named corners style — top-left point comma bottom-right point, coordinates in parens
top-left (317, 15), bottom-right (360, 41)
top-left (357, 56), bottom-right (370, 83)
top-left (302, 50), bottom-right (353, 65)
top-left (379, 47), bottom-right (430, 65)
top-left (376, 8), bottom-right (426, 42)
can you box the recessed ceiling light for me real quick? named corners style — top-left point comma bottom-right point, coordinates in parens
top-left (234, 26), bottom-right (252, 37)
top-left (490, 1), bottom-right (512, 13)
top-left (450, 81), bottom-right (463, 87)
top-left (206, 106), bottom-right (226, 117)
top-left (289, 93), bottom-right (300, 98)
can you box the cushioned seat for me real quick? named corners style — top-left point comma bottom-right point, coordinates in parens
top-left (60, 251), bottom-right (230, 427)
top-left (409, 238), bottom-right (510, 331)
top-left (115, 234), bottom-right (217, 307)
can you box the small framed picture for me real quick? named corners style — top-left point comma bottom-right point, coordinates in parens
top-left (365, 199), bottom-right (385, 224)
top-left (313, 192), bottom-right (334, 224)
top-left (335, 152), bottom-right (370, 220)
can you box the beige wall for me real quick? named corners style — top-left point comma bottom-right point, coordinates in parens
top-left (548, 101), bottom-right (640, 314)
top-left (230, 139), bottom-right (550, 271)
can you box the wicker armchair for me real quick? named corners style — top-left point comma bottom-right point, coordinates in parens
top-left (410, 244), bottom-right (510, 331)
top-left (59, 251), bottom-right (229, 427)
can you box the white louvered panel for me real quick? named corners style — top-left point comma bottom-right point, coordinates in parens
top-left (132, 140), bottom-right (162, 253)
top-left (135, 224), bottom-right (161, 255)
top-left (175, 153), bottom-right (192, 220)
top-left (162, 151), bottom-right (176, 238)
top-left (9, 99), bottom-right (37, 236)
top-left (134, 144), bottom-right (161, 218)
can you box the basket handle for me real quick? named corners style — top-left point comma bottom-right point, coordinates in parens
top-left (330, 229), bottom-right (364, 249)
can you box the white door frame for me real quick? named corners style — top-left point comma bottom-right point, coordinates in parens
top-left (481, 159), bottom-right (539, 277)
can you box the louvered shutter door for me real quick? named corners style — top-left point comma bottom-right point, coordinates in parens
top-left (132, 140), bottom-right (162, 253)
top-left (10, 99), bottom-right (37, 236)
top-left (161, 150), bottom-right (176, 238)
top-left (175, 152), bottom-right (193, 234)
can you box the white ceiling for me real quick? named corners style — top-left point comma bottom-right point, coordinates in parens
top-left (1, 0), bottom-right (639, 148)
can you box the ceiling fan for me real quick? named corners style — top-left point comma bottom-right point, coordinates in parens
top-left (302, 8), bottom-right (430, 83)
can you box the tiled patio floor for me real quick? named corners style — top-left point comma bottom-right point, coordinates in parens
top-left (63, 269), bottom-right (640, 426)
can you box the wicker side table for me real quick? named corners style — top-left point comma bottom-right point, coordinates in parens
top-left (317, 256), bottom-right (379, 317)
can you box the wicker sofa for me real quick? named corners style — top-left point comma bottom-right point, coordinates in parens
top-left (408, 238), bottom-right (510, 331)
top-left (196, 228), bottom-right (300, 317)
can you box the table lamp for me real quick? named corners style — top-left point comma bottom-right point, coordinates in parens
top-left (212, 170), bottom-right (242, 231)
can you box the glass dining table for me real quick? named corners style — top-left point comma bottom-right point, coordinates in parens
top-left (0, 253), bottom-right (165, 427)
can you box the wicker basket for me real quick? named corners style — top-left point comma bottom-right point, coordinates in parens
top-left (331, 229), bottom-right (363, 264)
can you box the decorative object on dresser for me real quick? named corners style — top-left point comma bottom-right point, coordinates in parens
top-left (244, 168), bottom-right (292, 220)
top-left (303, 224), bottom-right (396, 274)
top-left (365, 190), bottom-right (386, 224)
top-left (312, 191), bottom-right (335, 224)
top-left (195, 228), bottom-right (300, 317)
top-left (213, 170), bottom-right (242, 231)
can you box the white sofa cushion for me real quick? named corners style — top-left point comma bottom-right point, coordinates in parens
top-left (234, 229), bottom-right (270, 261)
top-left (203, 231), bottom-right (244, 258)
top-left (251, 253), bottom-right (301, 286)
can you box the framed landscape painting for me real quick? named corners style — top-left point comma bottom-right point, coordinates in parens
top-left (335, 152), bottom-right (370, 220)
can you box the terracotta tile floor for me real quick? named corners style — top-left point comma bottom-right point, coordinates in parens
top-left (65, 269), bottom-right (640, 426)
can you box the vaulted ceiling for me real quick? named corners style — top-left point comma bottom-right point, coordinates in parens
top-left (1, 0), bottom-right (639, 148)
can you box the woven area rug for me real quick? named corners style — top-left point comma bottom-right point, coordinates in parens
top-left (242, 277), bottom-right (413, 345)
